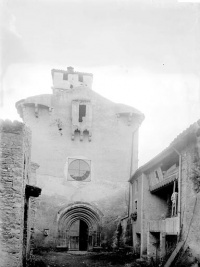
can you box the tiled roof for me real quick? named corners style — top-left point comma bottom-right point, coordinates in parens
top-left (130, 118), bottom-right (200, 182)
top-left (115, 103), bottom-right (145, 118)
top-left (170, 119), bottom-right (200, 146)
top-left (129, 146), bottom-right (171, 181)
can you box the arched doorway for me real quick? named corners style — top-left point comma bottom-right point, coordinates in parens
top-left (56, 202), bottom-right (103, 251)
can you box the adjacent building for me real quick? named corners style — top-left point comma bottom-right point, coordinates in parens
top-left (15, 66), bottom-right (144, 251)
top-left (0, 120), bottom-right (41, 267)
top-left (128, 119), bottom-right (200, 263)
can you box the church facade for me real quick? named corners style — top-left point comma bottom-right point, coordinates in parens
top-left (16, 66), bottom-right (144, 251)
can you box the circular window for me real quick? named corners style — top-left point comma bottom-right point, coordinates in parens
top-left (68, 159), bottom-right (90, 181)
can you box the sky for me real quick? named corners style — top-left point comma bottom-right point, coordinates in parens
top-left (1, 0), bottom-right (200, 166)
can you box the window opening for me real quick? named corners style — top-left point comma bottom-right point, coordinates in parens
top-left (135, 200), bottom-right (138, 211)
top-left (79, 105), bottom-right (86, 122)
top-left (68, 159), bottom-right (90, 181)
top-left (79, 74), bottom-right (83, 82)
top-left (155, 170), bottom-right (159, 180)
top-left (135, 179), bottom-right (138, 193)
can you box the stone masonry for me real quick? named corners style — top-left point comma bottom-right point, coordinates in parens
top-left (0, 120), bottom-right (41, 267)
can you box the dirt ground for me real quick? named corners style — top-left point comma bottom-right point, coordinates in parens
top-left (32, 251), bottom-right (143, 267)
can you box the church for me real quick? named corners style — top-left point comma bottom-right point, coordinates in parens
top-left (16, 66), bottom-right (144, 251)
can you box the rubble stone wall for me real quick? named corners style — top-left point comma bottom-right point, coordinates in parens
top-left (180, 142), bottom-right (200, 260)
top-left (0, 120), bottom-right (31, 267)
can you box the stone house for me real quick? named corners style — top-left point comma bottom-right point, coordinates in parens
top-left (128, 119), bottom-right (200, 263)
top-left (0, 120), bottom-right (41, 267)
top-left (15, 66), bottom-right (144, 251)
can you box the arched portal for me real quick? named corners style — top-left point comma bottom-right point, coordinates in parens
top-left (56, 202), bottom-right (103, 251)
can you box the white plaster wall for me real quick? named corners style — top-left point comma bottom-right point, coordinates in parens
top-left (52, 72), bottom-right (93, 89)
top-left (23, 87), bottom-right (138, 200)
top-left (20, 85), bottom-right (142, 247)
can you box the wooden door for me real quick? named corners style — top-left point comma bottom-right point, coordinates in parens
top-left (69, 236), bottom-right (79, 250)
top-left (69, 220), bottom-right (80, 250)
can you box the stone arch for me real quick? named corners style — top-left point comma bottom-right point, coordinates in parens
top-left (56, 202), bottom-right (103, 250)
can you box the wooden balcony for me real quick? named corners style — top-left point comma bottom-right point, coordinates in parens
top-left (149, 217), bottom-right (179, 235)
top-left (149, 168), bottom-right (179, 193)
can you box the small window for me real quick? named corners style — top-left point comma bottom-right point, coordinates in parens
top-left (135, 179), bottom-right (138, 193)
top-left (135, 200), bottom-right (138, 211)
top-left (63, 73), bottom-right (68, 80)
top-left (79, 105), bottom-right (86, 122)
top-left (79, 74), bottom-right (83, 82)
top-left (155, 170), bottom-right (159, 180)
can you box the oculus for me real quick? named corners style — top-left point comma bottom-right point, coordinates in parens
top-left (68, 159), bottom-right (91, 181)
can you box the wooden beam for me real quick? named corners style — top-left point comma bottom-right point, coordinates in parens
top-left (164, 241), bottom-right (184, 267)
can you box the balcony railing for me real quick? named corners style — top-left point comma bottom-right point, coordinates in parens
top-left (149, 168), bottom-right (179, 193)
top-left (149, 217), bottom-right (179, 235)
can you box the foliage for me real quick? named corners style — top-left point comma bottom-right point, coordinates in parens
top-left (173, 247), bottom-right (199, 267)
top-left (190, 147), bottom-right (200, 193)
top-left (125, 218), bottom-right (133, 246)
top-left (131, 212), bottom-right (137, 221)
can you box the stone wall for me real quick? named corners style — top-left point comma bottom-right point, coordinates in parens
top-left (180, 141), bottom-right (200, 260)
top-left (26, 163), bottom-right (40, 259)
top-left (0, 120), bottom-right (30, 266)
top-left (0, 120), bottom-right (41, 267)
